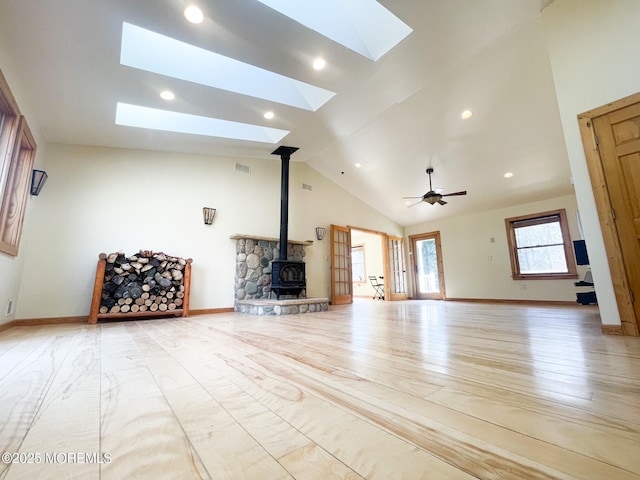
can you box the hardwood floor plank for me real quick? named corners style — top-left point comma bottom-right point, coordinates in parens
top-left (99, 323), bottom-right (210, 480)
top-left (202, 351), bottom-right (476, 479)
top-left (3, 326), bottom-right (101, 480)
top-left (0, 326), bottom-right (80, 478)
top-left (125, 322), bottom-right (294, 480)
top-left (1, 300), bottom-right (640, 479)
top-left (278, 444), bottom-right (365, 480)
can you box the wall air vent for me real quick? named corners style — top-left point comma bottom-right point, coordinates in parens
top-left (302, 183), bottom-right (313, 191)
top-left (234, 163), bottom-right (251, 174)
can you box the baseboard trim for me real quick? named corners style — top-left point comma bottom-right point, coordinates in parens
top-left (0, 315), bottom-right (86, 332)
top-left (601, 324), bottom-right (624, 335)
top-left (445, 297), bottom-right (580, 307)
top-left (0, 308), bottom-right (235, 332)
top-left (188, 308), bottom-right (235, 315)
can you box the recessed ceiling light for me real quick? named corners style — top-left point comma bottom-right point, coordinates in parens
top-left (504, 172), bottom-right (514, 178)
top-left (354, 162), bottom-right (362, 168)
top-left (312, 58), bottom-right (326, 70)
top-left (264, 111), bottom-right (275, 120)
top-left (184, 5), bottom-right (204, 24)
top-left (160, 90), bottom-right (175, 100)
top-left (461, 109), bottom-right (473, 119)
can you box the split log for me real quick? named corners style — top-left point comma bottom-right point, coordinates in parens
top-left (90, 251), bottom-right (192, 324)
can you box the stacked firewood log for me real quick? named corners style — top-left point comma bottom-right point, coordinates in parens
top-left (98, 250), bottom-right (189, 314)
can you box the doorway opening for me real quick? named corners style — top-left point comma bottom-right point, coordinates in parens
top-left (351, 228), bottom-right (385, 300)
top-left (330, 225), bottom-right (407, 304)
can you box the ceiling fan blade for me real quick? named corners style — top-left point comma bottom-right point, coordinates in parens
top-left (407, 200), bottom-right (424, 207)
top-left (402, 196), bottom-right (424, 199)
top-left (441, 190), bottom-right (467, 197)
top-left (437, 199), bottom-right (448, 205)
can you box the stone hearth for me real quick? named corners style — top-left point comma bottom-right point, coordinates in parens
top-left (235, 297), bottom-right (329, 316)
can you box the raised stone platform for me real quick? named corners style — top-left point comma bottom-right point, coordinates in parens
top-left (235, 297), bottom-right (329, 316)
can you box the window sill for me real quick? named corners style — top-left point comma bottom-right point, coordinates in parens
top-left (512, 274), bottom-right (579, 280)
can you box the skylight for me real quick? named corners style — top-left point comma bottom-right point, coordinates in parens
top-left (115, 103), bottom-right (289, 143)
top-left (255, 0), bottom-right (412, 61)
top-left (120, 22), bottom-right (335, 111)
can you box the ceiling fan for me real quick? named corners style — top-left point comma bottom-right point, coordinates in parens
top-left (403, 168), bottom-right (467, 206)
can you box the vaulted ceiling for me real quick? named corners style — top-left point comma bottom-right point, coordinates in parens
top-left (0, 0), bottom-right (573, 226)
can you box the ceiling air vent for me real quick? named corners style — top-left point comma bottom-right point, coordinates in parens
top-left (302, 183), bottom-right (313, 192)
top-left (234, 162), bottom-right (251, 174)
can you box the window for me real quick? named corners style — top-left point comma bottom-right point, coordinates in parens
top-left (351, 245), bottom-right (365, 282)
top-left (505, 209), bottom-right (578, 280)
top-left (0, 69), bottom-right (37, 256)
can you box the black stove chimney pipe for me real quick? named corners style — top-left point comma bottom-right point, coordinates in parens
top-left (271, 146), bottom-right (299, 261)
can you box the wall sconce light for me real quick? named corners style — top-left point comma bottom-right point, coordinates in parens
top-left (30, 169), bottom-right (48, 196)
top-left (315, 226), bottom-right (325, 240)
top-left (202, 207), bottom-right (216, 225)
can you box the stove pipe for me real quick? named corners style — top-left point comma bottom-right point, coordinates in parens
top-left (271, 146), bottom-right (299, 260)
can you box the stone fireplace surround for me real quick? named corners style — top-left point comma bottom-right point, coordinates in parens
top-left (231, 234), bottom-right (329, 315)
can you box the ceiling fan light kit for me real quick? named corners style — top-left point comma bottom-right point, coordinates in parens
top-left (402, 167), bottom-right (467, 207)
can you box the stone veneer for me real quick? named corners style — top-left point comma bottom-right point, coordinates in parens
top-left (235, 298), bottom-right (329, 316)
top-left (231, 234), bottom-right (312, 302)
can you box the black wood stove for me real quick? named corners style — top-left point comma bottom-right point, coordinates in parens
top-left (270, 146), bottom-right (306, 299)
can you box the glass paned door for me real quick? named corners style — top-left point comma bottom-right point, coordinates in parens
top-left (331, 224), bottom-right (353, 305)
top-left (385, 235), bottom-right (407, 300)
top-left (410, 232), bottom-right (445, 299)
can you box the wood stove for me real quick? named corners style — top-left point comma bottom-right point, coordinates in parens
top-left (271, 260), bottom-right (306, 299)
top-left (270, 146), bottom-right (306, 299)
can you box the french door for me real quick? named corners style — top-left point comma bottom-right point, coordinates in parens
top-left (385, 235), bottom-right (408, 300)
top-left (330, 224), bottom-right (353, 304)
top-left (409, 231), bottom-right (446, 300)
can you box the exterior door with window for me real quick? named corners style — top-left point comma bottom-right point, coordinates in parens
top-left (330, 224), bottom-right (353, 305)
top-left (409, 232), bottom-right (445, 300)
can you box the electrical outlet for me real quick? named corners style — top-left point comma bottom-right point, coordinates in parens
top-left (520, 284), bottom-right (527, 290)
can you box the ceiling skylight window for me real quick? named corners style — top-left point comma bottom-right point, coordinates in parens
top-left (116, 103), bottom-right (289, 143)
top-left (255, 0), bottom-right (412, 61)
top-left (121, 23), bottom-right (335, 111)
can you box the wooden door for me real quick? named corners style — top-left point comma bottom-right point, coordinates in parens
top-left (330, 224), bottom-right (353, 305)
top-left (385, 235), bottom-right (408, 301)
top-left (409, 231), bottom-right (446, 300)
top-left (590, 101), bottom-right (640, 334)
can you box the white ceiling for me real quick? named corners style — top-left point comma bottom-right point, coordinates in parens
top-left (0, 0), bottom-right (573, 226)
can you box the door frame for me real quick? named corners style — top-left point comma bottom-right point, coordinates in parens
top-left (578, 91), bottom-right (640, 336)
top-left (331, 225), bottom-right (407, 302)
top-left (408, 231), bottom-right (446, 300)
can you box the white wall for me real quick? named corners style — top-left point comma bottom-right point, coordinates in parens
top-left (404, 194), bottom-right (587, 302)
top-left (541, 0), bottom-right (640, 326)
top-left (15, 143), bottom-right (402, 319)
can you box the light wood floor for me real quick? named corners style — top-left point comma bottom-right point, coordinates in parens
top-left (1, 300), bottom-right (639, 480)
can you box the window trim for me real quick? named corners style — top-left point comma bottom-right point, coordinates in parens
top-left (505, 208), bottom-right (578, 280)
top-left (0, 69), bottom-right (36, 257)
